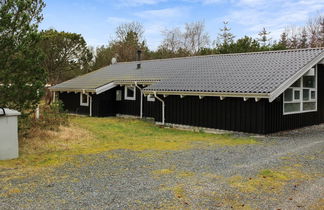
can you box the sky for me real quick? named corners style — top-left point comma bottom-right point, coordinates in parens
top-left (39, 0), bottom-right (324, 50)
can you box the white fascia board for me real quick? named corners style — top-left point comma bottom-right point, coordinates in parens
top-left (95, 82), bottom-right (117, 94)
top-left (49, 88), bottom-right (95, 93)
top-left (319, 58), bottom-right (324, 64)
top-left (269, 51), bottom-right (324, 102)
top-left (143, 90), bottom-right (269, 99)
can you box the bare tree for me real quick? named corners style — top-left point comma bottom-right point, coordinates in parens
top-left (306, 15), bottom-right (324, 47)
top-left (160, 27), bottom-right (183, 52)
top-left (183, 21), bottom-right (210, 54)
top-left (115, 21), bottom-right (145, 42)
top-left (159, 21), bottom-right (210, 55)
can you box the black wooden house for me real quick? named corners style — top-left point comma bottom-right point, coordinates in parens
top-left (50, 48), bottom-right (324, 134)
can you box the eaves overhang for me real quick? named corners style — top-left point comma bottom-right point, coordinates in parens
top-left (143, 90), bottom-right (270, 100)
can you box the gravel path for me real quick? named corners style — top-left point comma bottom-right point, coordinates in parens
top-left (1, 125), bottom-right (324, 209)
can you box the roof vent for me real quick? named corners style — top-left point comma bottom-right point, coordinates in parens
top-left (137, 50), bottom-right (142, 69)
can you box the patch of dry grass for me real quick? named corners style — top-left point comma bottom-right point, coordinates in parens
top-left (0, 116), bottom-right (257, 174)
top-left (228, 167), bottom-right (312, 193)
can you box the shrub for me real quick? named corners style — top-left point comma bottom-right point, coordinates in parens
top-left (19, 100), bottom-right (69, 138)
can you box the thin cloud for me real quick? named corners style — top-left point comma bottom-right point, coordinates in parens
top-left (117, 0), bottom-right (167, 7)
top-left (107, 17), bottom-right (131, 25)
top-left (134, 7), bottom-right (187, 19)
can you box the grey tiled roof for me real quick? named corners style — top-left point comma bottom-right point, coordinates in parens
top-left (51, 48), bottom-right (324, 95)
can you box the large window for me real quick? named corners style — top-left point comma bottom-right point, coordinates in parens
top-left (124, 86), bottom-right (136, 100)
top-left (80, 93), bottom-right (89, 106)
top-left (283, 67), bottom-right (317, 114)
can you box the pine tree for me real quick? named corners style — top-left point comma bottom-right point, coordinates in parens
top-left (216, 21), bottom-right (235, 53)
top-left (217, 21), bottom-right (235, 46)
top-left (299, 27), bottom-right (308, 48)
top-left (279, 32), bottom-right (288, 48)
top-left (258, 28), bottom-right (271, 47)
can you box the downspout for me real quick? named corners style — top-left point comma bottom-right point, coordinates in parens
top-left (153, 91), bottom-right (165, 125)
top-left (52, 91), bottom-right (56, 103)
top-left (85, 92), bottom-right (92, 117)
top-left (134, 82), bottom-right (143, 118)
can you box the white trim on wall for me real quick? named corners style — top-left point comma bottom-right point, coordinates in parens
top-left (124, 86), bottom-right (136, 100)
top-left (80, 93), bottom-right (89, 106)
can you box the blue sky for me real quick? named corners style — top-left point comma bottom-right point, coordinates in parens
top-left (40, 0), bottom-right (324, 50)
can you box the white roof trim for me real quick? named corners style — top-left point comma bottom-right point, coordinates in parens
top-left (96, 82), bottom-right (117, 94)
top-left (269, 51), bottom-right (324, 102)
top-left (319, 58), bottom-right (324, 64)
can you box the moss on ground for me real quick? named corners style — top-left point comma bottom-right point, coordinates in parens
top-left (228, 167), bottom-right (311, 193)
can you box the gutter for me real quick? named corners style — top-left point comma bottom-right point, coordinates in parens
top-left (154, 91), bottom-right (165, 125)
top-left (134, 82), bottom-right (143, 118)
top-left (144, 90), bottom-right (269, 99)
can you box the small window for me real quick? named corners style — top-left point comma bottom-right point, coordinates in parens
top-left (294, 90), bottom-right (300, 100)
top-left (124, 86), bottom-right (136, 100)
top-left (116, 90), bottom-right (122, 101)
top-left (284, 103), bottom-right (300, 113)
top-left (303, 76), bottom-right (315, 88)
top-left (80, 93), bottom-right (89, 106)
top-left (291, 79), bottom-right (301, 87)
top-left (303, 89), bottom-right (309, 101)
top-left (311, 91), bottom-right (316, 99)
top-left (284, 89), bottom-right (293, 101)
top-left (147, 94), bottom-right (155, 102)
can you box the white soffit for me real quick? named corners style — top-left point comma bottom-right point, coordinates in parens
top-left (96, 82), bottom-right (117, 94)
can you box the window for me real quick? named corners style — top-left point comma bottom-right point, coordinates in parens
top-left (283, 67), bottom-right (317, 115)
top-left (80, 93), bottom-right (89, 106)
top-left (147, 94), bottom-right (155, 102)
top-left (124, 86), bottom-right (136, 100)
top-left (116, 90), bottom-right (122, 101)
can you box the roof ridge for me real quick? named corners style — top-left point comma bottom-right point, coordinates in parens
top-left (112, 47), bottom-right (324, 65)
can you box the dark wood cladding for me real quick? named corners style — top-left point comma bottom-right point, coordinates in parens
top-left (143, 95), bottom-right (162, 122)
top-left (92, 87), bottom-right (118, 117)
top-left (115, 86), bottom-right (141, 116)
top-left (163, 95), bottom-right (266, 134)
top-left (59, 92), bottom-right (89, 115)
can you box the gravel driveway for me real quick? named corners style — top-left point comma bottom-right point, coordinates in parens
top-left (1, 125), bottom-right (324, 209)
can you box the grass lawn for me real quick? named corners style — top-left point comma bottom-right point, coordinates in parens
top-left (0, 116), bottom-right (256, 170)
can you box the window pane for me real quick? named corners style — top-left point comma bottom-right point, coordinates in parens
top-left (294, 90), bottom-right (300, 100)
top-left (291, 79), bottom-right (301, 87)
top-left (311, 91), bottom-right (316, 99)
top-left (303, 89), bottom-right (309, 101)
top-left (284, 89), bottom-right (293, 101)
top-left (127, 87), bottom-right (134, 97)
top-left (82, 94), bottom-right (87, 103)
top-left (284, 103), bottom-right (300, 113)
top-left (303, 102), bottom-right (316, 111)
top-left (303, 76), bottom-right (315, 88)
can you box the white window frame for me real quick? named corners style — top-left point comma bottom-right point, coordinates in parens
top-left (283, 66), bottom-right (317, 115)
top-left (124, 86), bottom-right (136, 100)
top-left (147, 94), bottom-right (155, 102)
top-left (80, 93), bottom-right (89, 106)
